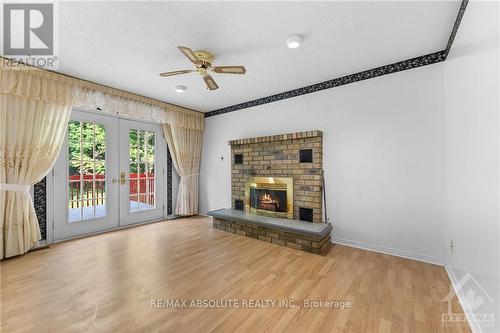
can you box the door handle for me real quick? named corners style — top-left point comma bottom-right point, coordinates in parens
top-left (120, 172), bottom-right (129, 185)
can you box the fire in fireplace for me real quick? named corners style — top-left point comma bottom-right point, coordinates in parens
top-left (250, 188), bottom-right (287, 213)
top-left (245, 177), bottom-right (294, 219)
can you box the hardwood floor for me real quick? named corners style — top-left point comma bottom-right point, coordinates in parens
top-left (1, 216), bottom-right (470, 333)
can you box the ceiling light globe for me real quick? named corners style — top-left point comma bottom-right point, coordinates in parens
top-left (175, 85), bottom-right (186, 94)
top-left (285, 34), bottom-right (302, 49)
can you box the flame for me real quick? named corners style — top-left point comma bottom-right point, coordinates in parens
top-left (260, 193), bottom-right (278, 206)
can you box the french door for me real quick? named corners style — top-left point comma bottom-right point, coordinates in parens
top-left (53, 110), bottom-right (166, 241)
top-left (119, 119), bottom-right (166, 226)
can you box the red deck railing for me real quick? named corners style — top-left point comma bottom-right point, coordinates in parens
top-left (68, 174), bottom-right (155, 207)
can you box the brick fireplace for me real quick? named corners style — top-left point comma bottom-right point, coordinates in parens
top-left (230, 130), bottom-right (323, 223)
top-left (209, 130), bottom-right (330, 254)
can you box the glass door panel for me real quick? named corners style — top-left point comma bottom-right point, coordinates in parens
top-left (53, 111), bottom-right (119, 240)
top-left (119, 119), bottom-right (165, 226)
top-left (67, 121), bottom-right (108, 222)
top-left (129, 129), bottom-right (156, 212)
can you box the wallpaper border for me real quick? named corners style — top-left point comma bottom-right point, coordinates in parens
top-left (444, 0), bottom-right (469, 57)
top-left (205, 0), bottom-right (468, 118)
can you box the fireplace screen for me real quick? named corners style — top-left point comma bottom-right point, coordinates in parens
top-left (250, 188), bottom-right (287, 213)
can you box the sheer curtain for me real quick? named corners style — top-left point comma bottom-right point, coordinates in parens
top-left (0, 93), bottom-right (71, 258)
top-left (163, 112), bottom-right (204, 216)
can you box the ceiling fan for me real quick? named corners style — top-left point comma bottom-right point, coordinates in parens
top-left (159, 46), bottom-right (246, 90)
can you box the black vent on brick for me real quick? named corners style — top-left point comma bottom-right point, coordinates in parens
top-left (299, 207), bottom-right (314, 222)
top-left (299, 149), bottom-right (313, 163)
top-left (234, 154), bottom-right (243, 164)
top-left (235, 199), bottom-right (244, 211)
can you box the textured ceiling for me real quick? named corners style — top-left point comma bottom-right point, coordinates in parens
top-left (55, 1), bottom-right (460, 112)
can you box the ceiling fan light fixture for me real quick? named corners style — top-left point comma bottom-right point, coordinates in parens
top-left (285, 34), bottom-right (302, 49)
top-left (175, 85), bottom-right (186, 94)
top-left (159, 46), bottom-right (246, 91)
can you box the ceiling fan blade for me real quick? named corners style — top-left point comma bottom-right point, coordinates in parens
top-left (177, 46), bottom-right (200, 65)
top-left (159, 69), bottom-right (193, 77)
top-left (212, 66), bottom-right (246, 74)
top-left (203, 75), bottom-right (219, 90)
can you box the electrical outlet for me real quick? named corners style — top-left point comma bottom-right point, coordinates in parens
top-left (449, 240), bottom-right (454, 254)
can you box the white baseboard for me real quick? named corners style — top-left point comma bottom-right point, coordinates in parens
top-left (332, 236), bottom-right (444, 266)
top-left (444, 264), bottom-right (483, 333)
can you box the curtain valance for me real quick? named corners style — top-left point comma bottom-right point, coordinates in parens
top-left (1, 67), bottom-right (74, 105)
top-left (72, 86), bottom-right (168, 123)
top-left (164, 107), bottom-right (204, 131)
top-left (0, 62), bottom-right (204, 129)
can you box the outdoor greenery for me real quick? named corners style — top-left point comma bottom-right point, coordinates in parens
top-left (68, 121), bottom-right (155, 177)
top-left (129, 129), bottom-right (155, 164)
top-left (68, 121), bottom-right (106, 176)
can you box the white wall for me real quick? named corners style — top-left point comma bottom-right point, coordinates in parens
top-left (200, 63), bottom-right (446, 264)
top-left (443, 1), bottom-right (499, 331)
top-left (199, 2), bottom-right (500, 330)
